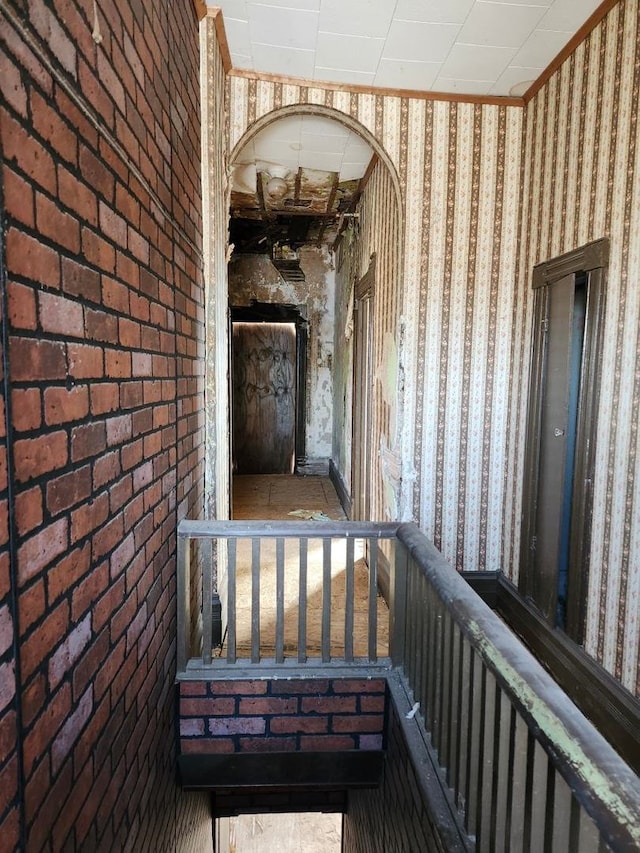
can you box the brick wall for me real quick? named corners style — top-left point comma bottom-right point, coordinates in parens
top-left (179, 678), bottom-right (387, 754)
top-left (0, 0), bottom-right (211, 848)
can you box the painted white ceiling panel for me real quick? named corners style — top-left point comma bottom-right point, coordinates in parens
top-left (315, 32), bottom-right (385, 73)
top-left (440, 43), bottom-right (517, 81)
top-left (251, 42), bottom-right (315, 77)
top-left (375, 58), bottom-right (441, 91)
top-left (247, 5), bottom-right (319, 49)
top-left (318, 0), bottom-right (396, 38)
top-left (458, 3), bottom-right (549, 49)
top-left (393, 0), bottom-right (475, 24)
top-left (538, 0), bottom-right (602, 31)
top-left (512, 27), bottom-right (574, 67)
top-left (383, 20), bottom-right (460, 62)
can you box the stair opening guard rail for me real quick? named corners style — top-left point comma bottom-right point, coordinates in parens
top-left (176, 519), bottom-right (640, 851)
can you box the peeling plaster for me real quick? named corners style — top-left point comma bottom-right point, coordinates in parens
top-left (228, 247), bottom-right (335, 463)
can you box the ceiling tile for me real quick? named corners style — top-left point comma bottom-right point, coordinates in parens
top-left (218, 0), bottom-right (249, 21)
top-left (491, 63), bottom-right (543, 95)
top-left (314, 66), bottom-right (376, 86)
top-left (458, 3), bottom-right (548, 49)
top-left (538, 0), bottom-right (602, 32)
top-left (512, 27), bottom-right (572, 67)
top-left (315, 33), bottom-right (384, 74)
top-left (300, 115), bottom-right (350, 137)
top-left (230, 52), bottom-right (254, 69)
top-left (298, 151), bottom-right (343, 172)
top-left (439, 43), bottom-right (516, 81)
top-left (432, 76), bottom-right (499, 94)
top-left (319, 0), bottom-right (396, 38)
top-left (247, 5), bottom-right (319, 50)
top-left (485, 0), bottom-right (552, 5)
top-left (251, 42), bottom-right (315, 77)
top-left (300, 132), bottom-right (349, 154)
top-left (374, 58), bottom-right (440, 91)
top-left (383, 20), bottom-right (460, 62)
top-left (340, 163), bottom-right (369, 181)
top-left (393, 0), bottom-right (474, 24)
top-left (223, 17), bottom-right (252, 46)
top-left (246, 0), bottom-right (319, 9)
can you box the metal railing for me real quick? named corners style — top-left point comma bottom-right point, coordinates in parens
top-left (176, 519), bottom-right (640, 851)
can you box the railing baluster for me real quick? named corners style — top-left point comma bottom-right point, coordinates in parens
top-left (275, 537), bottom-right (285, 663)
top-left (456, 636), bottom-right (471, 815)
top-left (344, 536), bottom-right (355, 662)
top-left (368, 538), bottom-right (377, 662)
top-left (477, 669), bottom-right (496, 852)
top-left (529, 742), bottom-right (549, 853)
top-left (446, 623), bottom-right (462, 793)
top-left (298, 537), bottom-right (308, 664)
top-left (439, 608), bottom-right (452, 767)
top-left (465, 650), bottom-right (483, 838)
top-left (491, 689), bottom-right (511, 853)
top-left (202, 538), bottom-right (213, 665)
top-left (176, 531), bottom-right (190, 673)
top-left (251, 537), bottom-right (260, 663)
top-left (322, 538), bottom-right (331, 662)
top-left (227, 538), bottom-right (237, 664)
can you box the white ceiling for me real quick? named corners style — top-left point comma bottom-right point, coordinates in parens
top-left (210, 0), bottom-right (603, 97)
top-left (233, 114), bottom-right (374, 194)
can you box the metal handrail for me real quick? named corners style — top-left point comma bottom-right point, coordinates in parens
top-left (176, 518), bottom-right (640, 850)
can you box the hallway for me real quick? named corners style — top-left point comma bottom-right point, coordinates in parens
top-left (232, 475), bottom-right (346, 521)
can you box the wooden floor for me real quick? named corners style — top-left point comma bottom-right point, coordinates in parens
top-left (232, 474), bottom-right (346, 521)
top-left (228, 474), bottom-right (388, 659)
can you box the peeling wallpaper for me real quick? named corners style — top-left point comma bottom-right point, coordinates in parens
top-left (223, 0), bottom-right (640, 694)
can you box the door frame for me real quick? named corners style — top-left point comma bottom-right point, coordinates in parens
top-left (352, 256), bottom-right (376, 521)
top-left (520, 238), bottom-right (608, 641)
top-left (230, 301), bottom-right (308, 474)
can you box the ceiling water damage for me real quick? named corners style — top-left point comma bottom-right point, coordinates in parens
top-left (229, 114), bottom-right (374, 256)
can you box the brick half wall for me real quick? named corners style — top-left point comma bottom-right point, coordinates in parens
top-left (179, 677), bottom-right (387, 755)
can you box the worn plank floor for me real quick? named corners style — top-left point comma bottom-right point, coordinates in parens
top-left (227, 475), bottom-right (389, 660)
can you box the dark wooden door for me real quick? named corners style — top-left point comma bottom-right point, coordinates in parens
top-left (232, 322), bottom-right (296, 474)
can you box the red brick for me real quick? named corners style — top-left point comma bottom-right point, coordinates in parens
top-left (301, 696), bottom-right (357, 714)
top-left (179, 739), bottom-right (234, 754)
top-left (208, 717), bottom-right (265, 736)
top-left (121, 381), bottom-right (142, 409)
top-left (58, 166), bottom-right (98, 226)
top-left (71, 563), bottom-right (108, 623)
top-left (333, 715), bottom-right (384, 733)
top-left (106, 413), bottom-right (132, 446)
top-left (0, 50), bottom-right (27, 116)
top-left (29, 1), bottom-right (77, 77)
top-left (105, 349), bottom-right (132, 378)
top-left (299, 735), bottom-right (356, 751)
top-left (179, 698), bottom-right (235, 716)
top-left (48, 614), bottom-right (92, 691)
top-left (18, 580), bottom-right (46, 634)
top-left (20, 600), bottom-right (70, 680)
top-left (31, 90), bottom-right (78, 165)
top-left (179, 682), bottom-right (207, 697)
top-left (115, 182), bottom-right (141, 227)
top-left (239, 697), bottom-right (298, 715)
top-left (13, 432), bottom-right (68, 483)
top-left (73, 634), bottom-right (110, 708)
top-left (0, 710), bottom-right (18, 766)
top-left (103, 275), bottom-right (131, 312)
top-left (270, 679), bottom-right (330, 694)
top-left (270, 716), bottom-right (328, 734)
top-left (90, 383), bottom-right (119, 415)
top-left (71, 422), bottom-right (106, 461)
top-left (10, 338), bottom-right (66, 382)
top-left (14, 489), bottom-right (42, 540)
top-left (79, 143), bottom-right (114, 201)
top-left (61, 256), bottom-right (100, 302)
top-left (99, 200), bottom-right (127, 244)
top-left (1, 109), bottom-right (56, 194)
top-left (237, 737), bottom-right (295, 753)
top-left (39, 291), bottom-right (84, 337)
top-left (109, 475), bottom-right (133, 514)
top-left (67, 343), bottom-right (104, 379)
top-left (85, 308), bottom-right (118, 343)
top-left (360, 695), bottom-right (386, 713)
top-left (0, 659), bottom-right (16, 718)
top-left (93, 450), bottom-right (121, 488)
top-left (6, 230), bottom-right (60, 291)
top-left (21, 675), bottom-right (46, 731)
top-left (333, 679), bottom-right (386, 693)
top-left (92, 511), bottom-right (123, 560)
top-left (17, 518), bottom-right (68, 585)
top-left (26, 760), bottom-right (73, 852)
top-left (0, 755), bottom-right (18, 819)
top-left (93, 578), bottom-right (125, 634)
top-left (12, 388), bottom-right (41, 431)
top-left (2, 167), bottom-right (34, 227)
top-left (46, 465), bottom-right (91, 515)
top-left (24, 747), bottom-right (50, 819)
top-left (70, 493), bottom-right (109, 543)
top-left (47, 543), bottom-right (91, 602)
top-left (44, 385), bottom-right (89, 426)
top-left (82, 227), bottom-right (115, 272)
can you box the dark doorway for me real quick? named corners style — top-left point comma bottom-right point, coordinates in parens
top-left (231, 303), bottom-right (307, 475)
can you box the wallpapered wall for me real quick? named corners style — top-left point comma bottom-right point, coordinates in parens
top-left (508, 0), bottom-right (640, 694)
top-left (223, 0), bottom-right (640, 695)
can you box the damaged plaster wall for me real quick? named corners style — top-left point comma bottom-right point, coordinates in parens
top-left (228, 246), bottom-right (335, 467)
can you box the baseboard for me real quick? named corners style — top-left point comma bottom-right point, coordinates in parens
top-left (296, 457), bottom-right (329, 476)
top-left (328, 459), bottom-right (352, 517)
